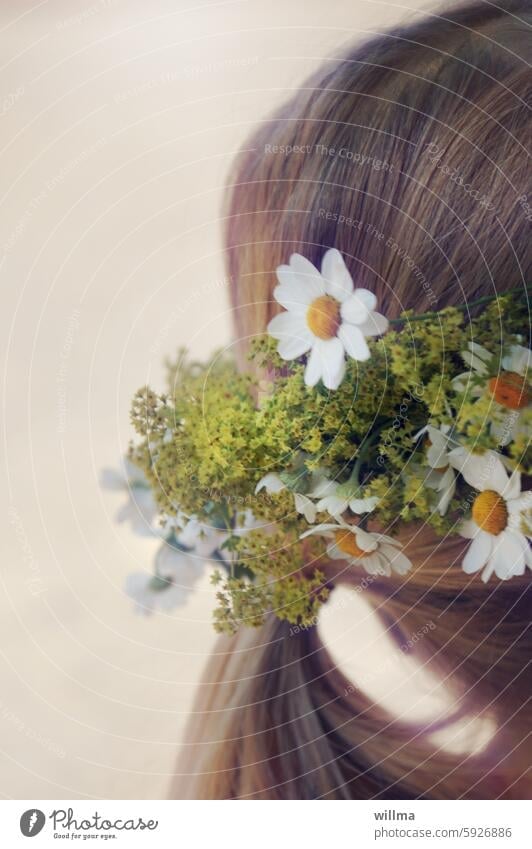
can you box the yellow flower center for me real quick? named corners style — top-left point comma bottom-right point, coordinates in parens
top-left (334, 529), bottom-right (369, 558)
top-left (488, 371), bottom-right (529, 410)
top-left (306, 295), bottom-right (341, 339)
top-left (472, 490), bottom-right (508, 535)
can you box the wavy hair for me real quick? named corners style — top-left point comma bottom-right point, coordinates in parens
top-left (171, 0), bottom-right (531, 799)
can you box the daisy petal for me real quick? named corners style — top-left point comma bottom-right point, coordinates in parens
top-left (469, 342), bottom-right (492, 360)
top-left (356, 312), bottom-right (389, 337)
top-left (304, 344), bottom-right (324, 387)
top-left (273, 281), bottom-right (314, 313)
top-left (437, 481), bottom-right (455, 516)
top-left (503, 344), bottom-right (531, 374)
top-left (255, 473), bottom-right (285, 494)
top-left (382, 546), bottom-right (413, 575)
top-left (463, 532), bottom-right (492, 574)
top-left (448, 448), bottom-right (509, 494)
top-left (321, 248), bottom-right (354, 302)
top-left (374, 533), bottom-right (399, 546)
top-left (367, 555), bottom-right (390, 576)
top-left (338, 324), bottom-right (370, 361)
top-left (326, 353), bottom-right (346, 391)
top-left (459, 519), bottom-right (479, 539)
top-left (277, 331), bottom-right (313, 359)
top-left (310, 478), bottom-right (338, 498)
top-left (318, 337), bottom-right (346, 390)
top-left (492, 531), bottom-right (526, 580)
top-left (268, 311), bottom-right (305, 337)
top-left (502, 470), bottom-right (521, 503)
top-left (508, 491), bottom-right (532, 515)
top-left (353, 528), bottom-right (378, 552)
top-left (317, 494), bottom-right (348, 516)
top-left (354, 288), bottom-right (377, 310)
top-left (300, 523), bottom-right (339, 539)
top-left (348, 496), bottom-right (379, 514)
top-left (462, 350), bottom-right (490, 374)
top-left (341, 293), bottom-right (371, 324)
top-left (289, 253), bottom-right (326, 297)
top-left (268, 313), bottom-right (312, 359)
top-left (276, 262), bottom-right (323, 302)
top-left (294, 493), bottom-right (317, 523)
top-left (480, 560), bottom-right (496, 583)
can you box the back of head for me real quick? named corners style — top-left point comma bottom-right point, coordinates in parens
top-left (173, 0), bottom-right (531, 799)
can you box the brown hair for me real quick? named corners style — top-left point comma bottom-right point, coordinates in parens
top-left (172, 0), bottom-right (531, 799)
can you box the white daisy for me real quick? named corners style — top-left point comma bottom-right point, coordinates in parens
top-left (414, 424), bottom-right (456, 516)
top-left (255, 471), bottom-right (318, 522)
top-left (301, 519), bottom-right (413, 577)
top-left (310, 476), bottom-right (379, 519)
top-left (267, 249), bottom-right (388, 390)
top-left (453, 342), bottom-right (530, 446)
top-left (449, 449), bottom-right (532, 582)
top-left (101, 457), bottom-right (159, 537)
top-left (125, 545), bottom-right (204, 616)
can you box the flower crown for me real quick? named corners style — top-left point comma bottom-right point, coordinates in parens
top-left (104, 249), bottom-right (531, 633)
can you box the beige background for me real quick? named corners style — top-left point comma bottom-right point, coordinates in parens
top-left (1, 0), bottom-right (442, 799)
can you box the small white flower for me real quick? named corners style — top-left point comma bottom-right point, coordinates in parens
top-left (125, 545), bottom-right (204, 616)
top-left (255, 472), bottom-right (286, 494)
top-left (176, 509), bottom-right (259, 568)
top-left (449, 449), bottom-right (532, 582)
top-left (267, 249), bottom-right (388, 390)
top-left (425, 467), bottom-right (456, 516)
top-left (453, 342), bottom-right (530, 446)
top-left (301, 519), bottom-right (413, 577)
top-left (101, 458), bottom-right (159, 537)
top-left (415, 423), bottom-right (453, 468)
top-left (415, 424), bottom-right (456, 516)
top-left (294, 492), bottom-right (318, 523)
top-left (255, 471), bottom-right (320, 522)
top-left (176, 515), bottom-right (227, 557)
top-left (310, 476), bottom-right (379, 519)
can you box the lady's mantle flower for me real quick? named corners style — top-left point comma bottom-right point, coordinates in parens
top-left (267, 249), bottom-right (388, 390)
top-left (449, 449), bottom-right (532, 582)
top-left (125, 544), bottom-right (204, 615)
top-left (301, 519), bottom-right (413, 576)
top-left (310, 477), bottom-right (379, 519)
top-left (453, 342), bottom-right (530, 445)
top-left (414, 424), bottom-right (456, 516)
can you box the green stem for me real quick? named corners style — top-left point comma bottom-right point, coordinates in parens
top-left (388, 284), bottom-right (530, 326)
top-left (349, 428), bottom-right (383, 486)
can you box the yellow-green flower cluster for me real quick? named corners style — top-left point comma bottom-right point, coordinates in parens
top-left (127, 294), bottom-right (530, 632)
